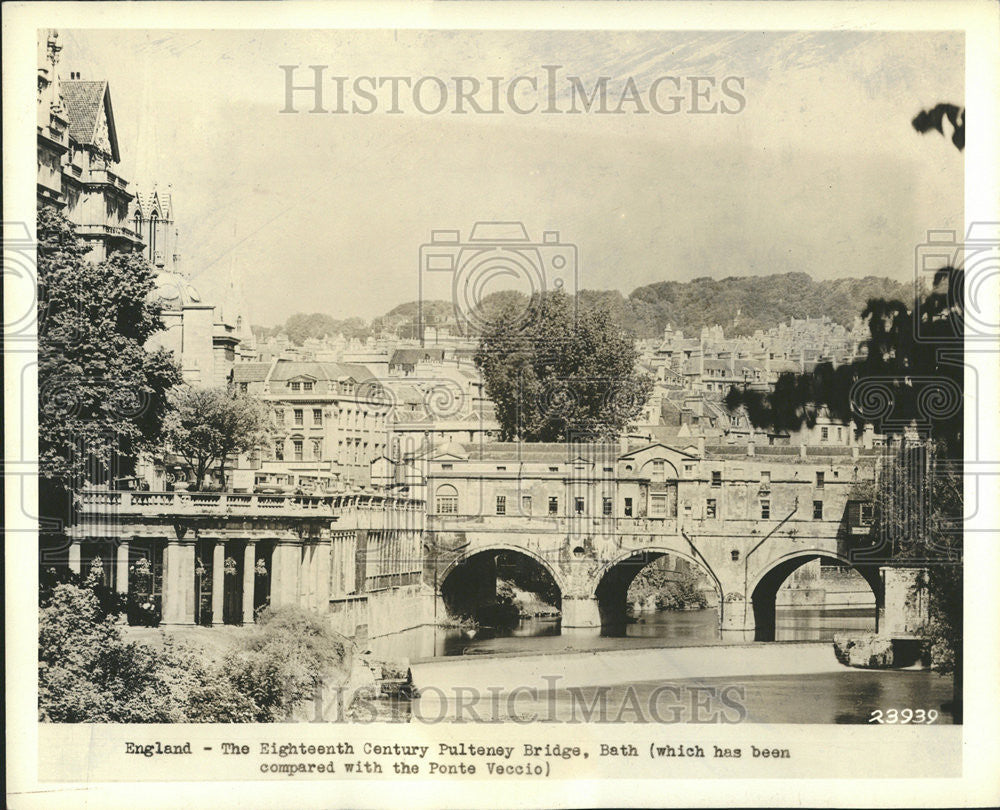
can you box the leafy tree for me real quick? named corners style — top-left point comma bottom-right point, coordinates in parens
top-left (38, 576), bottom-right (196, 722)
top-left (474, 290), bottom-right (653, 442)
top-left (162, 386), bottom-right (274, 490)
top-left (217, 607), bottom-right (348, 722)
top-left (37, 208), bottom-right (182, 524)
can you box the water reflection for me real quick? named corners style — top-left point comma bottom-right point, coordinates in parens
top-left (367, 605), bottom-right (880, 661)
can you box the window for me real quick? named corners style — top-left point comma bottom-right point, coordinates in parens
top-left (239, 382), bottom-right (249, 393)
top-left (574, 497), bottom-right (585, 515)
top-left (602, 497), bottom-right (613, 516)
top-left (651, 459), bottom-right (665, 481)
top-left (436, 485), bottom-right (458, 514)
top-left (275, 409), bottom-right (284, 424)
top-left (706, 498), bottom-right (717, 519)
top-left (303, 381), bottom-right (313, 391)
top-left (837, 427), bottom-right (843, 441)
top-left (760, 470), bottom-right (771, 488)
top-left (291, 381), bottom-right (301, 392)
top-left (684, 463), bottom-right (695, 476)
top-left (760, 499), bottom-right (770, 520)
top-left (821, 426), bottom-right (829, 441)
top-left (274, 442), bottom-right (284, 461)
top-left (860, 503), bottom-right (874, 525)
top-left (521, 495), bottom-right (532, 515)
top-left (496, 496), bottom-right (506, 515)
top-left (441, 463), bottom-right (453, 470)
top-left (813, 500), bottom-right (824, 520)
top-left (293, 409), bottom-right (303, 426)
top-left (548, 466), bottom-right (559, 473)
top-left (293, 440), bottom-right (303, 461)
top-left (548, 496), bottom-right (559, 515)
top-left (312, 440), bottom-right (322, 460)
top-left (816, 471), bottom-right (825, 488)
top-left (313, 409), bottom-right (322, 425)
top-left (711, 471), bottom-right (722, 487)
top-left (624, 497), bottom-right (633, 517)
top-left (651, 495), bottom-right (666, 516)
top-left (496, 466), bottom-right (507, 471)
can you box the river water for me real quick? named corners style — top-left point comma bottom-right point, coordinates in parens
top-left (369, 607), bottom-right (956, 724)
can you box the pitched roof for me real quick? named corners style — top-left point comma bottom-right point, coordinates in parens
top-left (61, 80), bottom-right (120, 162)
top-left (390, 348), bottom-right (446, 366)
top-left (232, 363), bottom-right (271, 383)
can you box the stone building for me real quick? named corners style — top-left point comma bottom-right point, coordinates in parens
top-left (234, 359), bottom-right (393, 492)
top-left (37, 30), bottom-right (143, 261)
top-left (423, 439), bottom-right (881, 639)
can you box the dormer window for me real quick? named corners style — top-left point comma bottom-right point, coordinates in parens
top-left (303, 381), bottom-right (313, 391)
top-left (290, 382), bottom-right (301, 392)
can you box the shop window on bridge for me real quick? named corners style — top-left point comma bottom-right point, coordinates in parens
top-left (760, 499), bottom-right (770, 520)
top-left (548, 496), bottom-right (559, 515)
top-left (496, 495), bottom-right (506, 515)
top-left (521, 495), bottom-right (532, 515)
top-left (650, 495), bottom-right (666, 516)
top-left (574, 496), bottom-right (585, 515)
top-left (711, 470), bottom-right (722, 487)
top-left (436, 485), bottom-right (458, 514)
top-left (603, 496), bottom-right (613, 516)
top-left (624, 497), bottom-right (633, 517)
top-left (816, 471), bottom-right (825, 488)
top-left (706, 498), bottom-right (717, 519)
top-left (813, 500), bottom-right (824, 520)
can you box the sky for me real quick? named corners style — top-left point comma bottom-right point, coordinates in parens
top-left (59, 29), bottom-right (964, 327)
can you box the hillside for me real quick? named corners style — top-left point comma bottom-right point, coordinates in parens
top-left (254, 273), bottom-right (914, 344)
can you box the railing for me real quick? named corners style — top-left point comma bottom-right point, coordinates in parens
top-left (76, 490), bottom-right (339, 515)
top-left (76, 489), bottom-right (426, 517)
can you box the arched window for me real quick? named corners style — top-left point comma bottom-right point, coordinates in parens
top-left (148, 211), bottom-right (159, 260)
top-left (436, 484), bottom-right (458, 515)
top-left (133, 210), bottom-right (142, 237)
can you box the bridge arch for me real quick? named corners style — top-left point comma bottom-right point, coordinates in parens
top-left (436, 544), bottom-right (564, 626)
top-left (749, 550), bottom-right (884, 642)
top-left (593, 546), bottom-right (723, 630)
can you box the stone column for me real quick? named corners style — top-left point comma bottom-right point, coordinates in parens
top-left (161, 539), bottom-right (196, 625)
top-left (270, 537), bottom-right (302, 608)
top-left (68, 540), bottom-right (82, 575)
top-left (241, 540), bottom-right (257, 624)
top-left (561, 597), bottom-right (602, 630)
top-left (211, 540), bottom-right (225, 626)
top-left (315, 536), bottom-right (331, 613)
top-left (115, 538), bottom-right (130, 594)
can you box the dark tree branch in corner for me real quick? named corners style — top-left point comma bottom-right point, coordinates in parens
top-left (912, 103), bottom-right (965, 151)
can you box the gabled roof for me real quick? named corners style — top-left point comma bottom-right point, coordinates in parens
top-left (618, 442), bottom-right (698, 460)
top-left (62, 80), bottom-right (120, 162)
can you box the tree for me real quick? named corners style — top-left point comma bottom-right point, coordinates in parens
top-left (163, 387), bottom-right (274, 490)
top-left (474, 290), bottom-right (653, 442)
top-left (37, 208), bottom-right (181, 522)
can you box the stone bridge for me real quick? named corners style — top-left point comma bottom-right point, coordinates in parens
top-left (421, 440), bottom-right (916, 641)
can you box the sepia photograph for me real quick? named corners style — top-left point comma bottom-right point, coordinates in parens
top-left (4, 1), bottom-right (999, 808)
